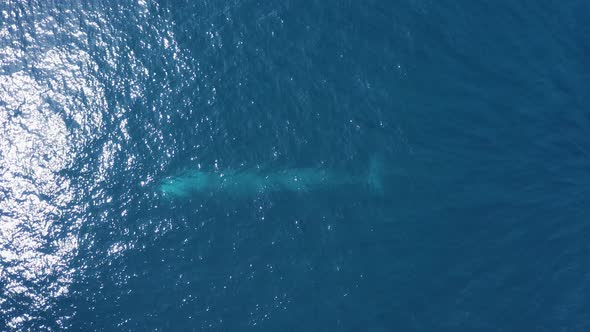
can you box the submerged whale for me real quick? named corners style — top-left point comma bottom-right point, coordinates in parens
top-left (158, 157), bottom-right (384, 198)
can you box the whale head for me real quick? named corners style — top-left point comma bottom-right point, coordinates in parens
top-left (159, 171), bottom-right (212, 197)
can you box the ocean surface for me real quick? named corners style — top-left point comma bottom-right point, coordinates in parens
top-left (1, 0), bottom-right (589, 331)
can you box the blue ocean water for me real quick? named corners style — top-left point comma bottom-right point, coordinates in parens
top-left (1, 0), bottom-right (589, 330)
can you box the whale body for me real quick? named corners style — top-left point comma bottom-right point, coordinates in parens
top-left (159, 158), bottom-right (384, 198)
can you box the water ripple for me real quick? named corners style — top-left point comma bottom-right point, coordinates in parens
top-left (0, 0), bottom-right (188, 329)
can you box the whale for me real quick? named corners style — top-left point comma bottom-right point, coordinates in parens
top-left (158, 157), bottom-right (384, 198)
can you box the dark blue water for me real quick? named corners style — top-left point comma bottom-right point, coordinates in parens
top-left (1, 0), bottom-right (589, 330)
